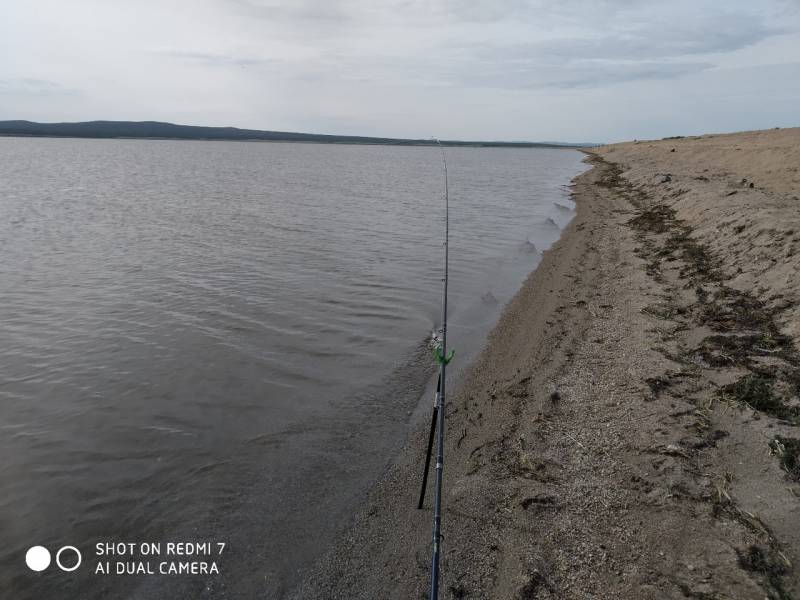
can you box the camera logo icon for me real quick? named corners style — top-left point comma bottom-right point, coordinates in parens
top-left (26, 546), bottom-right (82, 572)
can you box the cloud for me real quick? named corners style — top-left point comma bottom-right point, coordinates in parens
top-left (224, 0), bottom-right (353, 23)
top-left (208, 0), bottom-right (791, 92)
top-left (0, 78), bottom-right (76, 95)
top-left (496, 17), bottom-right (781, 63)
top-left (435, 6), bottom-right (786, 89)
top-left (453, 60), bottom-right (715, 90)
top-left (157, 50), bottom-right (272, 67)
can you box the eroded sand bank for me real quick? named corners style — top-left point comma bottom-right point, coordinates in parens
top-left (293, 128), bottom-right (800, 599)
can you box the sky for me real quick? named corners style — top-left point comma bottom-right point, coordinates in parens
top-left (1, 0), bottom-right (799, 143)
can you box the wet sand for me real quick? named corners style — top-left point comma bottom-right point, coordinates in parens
top-left (292, 128), bottom-right (800, 599)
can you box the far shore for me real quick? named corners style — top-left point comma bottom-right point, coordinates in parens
top-left (291, 126), bottom-right (800, 599)
top-left (0, 133), bottom-right (579, 148)
top-left (0, 120), bottom-right (595, 148)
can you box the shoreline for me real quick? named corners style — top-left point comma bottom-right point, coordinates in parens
top-left (292, 127), bottom-right (800, 599)
top-left (290, 153), bottom-right (612, 598)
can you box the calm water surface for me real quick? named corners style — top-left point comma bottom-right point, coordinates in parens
top-left (0, 138), bottom-right (586, 598)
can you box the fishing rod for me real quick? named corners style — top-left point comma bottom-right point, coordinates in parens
top-left (417, 138), bottom-right (453, 600)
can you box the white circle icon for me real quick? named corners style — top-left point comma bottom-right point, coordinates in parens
top-left (25, 546), bottom-right (51, 571)
top-left (56, 546), bottom-right (82, 572)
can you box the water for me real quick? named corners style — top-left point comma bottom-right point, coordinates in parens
top-left (0, 137), bottom-right (586, 599)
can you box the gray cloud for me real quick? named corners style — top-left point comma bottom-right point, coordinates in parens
top-left (454, 60), bottom-right (715, 90)
top-left (0, 78), bottom-right (76, 95)
top-left (445, 10), bottom-right (782, 90)
top-left (158, 50), bottom-right (272, 67)
top-left (493, 17), bottom-right (781, 63)
top-left (225, 0), bottom-right (353, 23)
top-left (211, 0), bottom-right (789, 91)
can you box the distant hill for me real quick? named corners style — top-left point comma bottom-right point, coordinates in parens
top-left (0, 120), bottom-right (597, 148)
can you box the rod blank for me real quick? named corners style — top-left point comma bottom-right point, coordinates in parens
top-left (417, 375), bottom-right (440, 509)
top-left (429, 139), bottom-right (450, 600)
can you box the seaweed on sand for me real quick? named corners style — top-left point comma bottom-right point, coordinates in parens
top-left (769, 436), bottom-right (800, 481)
top-left (628, 205), bottom-right (676, 234)
top-left (700, 288), bottom-right (774, 332)
top-left (718, 374), bottom-right (800, 424)
top-left (691, 334), bottom-right (789, 368)
top-left (736, 545), bottom-right (792, 600)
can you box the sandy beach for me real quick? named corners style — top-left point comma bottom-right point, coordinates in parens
top-left (293, 127), bottom-right (800, 599)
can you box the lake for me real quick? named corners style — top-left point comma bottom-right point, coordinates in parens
top-left (0, 137), bottom-right (586, 598)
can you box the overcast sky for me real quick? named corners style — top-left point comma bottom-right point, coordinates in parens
top-left (1, 0), bottom-right (798, 142)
